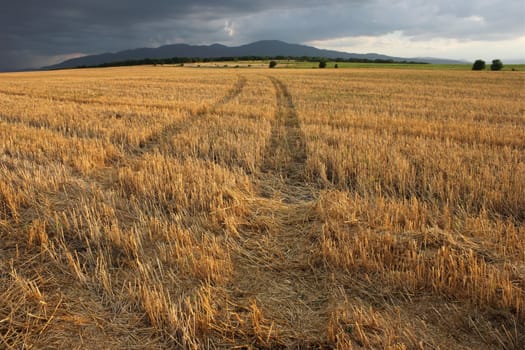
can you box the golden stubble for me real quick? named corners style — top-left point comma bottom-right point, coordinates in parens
top-left (0, 66), bottom-right (523, 349)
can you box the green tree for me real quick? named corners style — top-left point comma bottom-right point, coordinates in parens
top-left (334, 63), bottom-right (339, 68)
top-left (490, 59), bottom-right (503, 71)
top-left (269, 60), bottom-right (277, 68)
top-left (472, 59), bottom-right (485, 70)
top-left (319, 60), bottom-right (327, 68)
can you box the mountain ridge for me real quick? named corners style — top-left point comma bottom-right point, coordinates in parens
top-left (43, 40), bottom-right (466, 69)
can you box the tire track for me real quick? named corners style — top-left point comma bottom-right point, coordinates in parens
top-left (209, 75), bottom-right (247, 112)
top-left (133, 75), bottom-right (247, 156)
top-left (228, 76), bottom-right (331, 346)
top-left (263, 77), bottom-right (307, 181)
top-left (258, 76), bottom-right (312, 202)
top-left (86, 74), bottom-right (248, 189)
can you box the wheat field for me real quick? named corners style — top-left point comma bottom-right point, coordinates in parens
top-left (0, 66), bottom-right (524, 349)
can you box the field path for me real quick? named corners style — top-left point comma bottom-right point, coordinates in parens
top-left (227, 76), bottom-right (331, 346)
top-left (210, 75), bottom-right (247, 111)
top-left (134, 75), bottom-right (247, 156)
top-left (259, 77), bottom-right (310, 200)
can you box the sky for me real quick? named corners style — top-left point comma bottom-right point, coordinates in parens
top-left (1, 0), bottom-right (524, 71)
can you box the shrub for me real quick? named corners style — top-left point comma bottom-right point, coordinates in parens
top-left (269, 61), bottom-right (277, 68)
top-left (490, 59), bottom-right (503, 71)
top-left (472, 60), bottom-right (485, 70)
top-left (319, 61), bottom-right (327, 69)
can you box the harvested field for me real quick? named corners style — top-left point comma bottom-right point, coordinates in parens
top-left (1, 67), bottom-right (524, 349)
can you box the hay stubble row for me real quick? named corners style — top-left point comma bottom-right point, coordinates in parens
top-left (0, 67), bottom-right (524, 349)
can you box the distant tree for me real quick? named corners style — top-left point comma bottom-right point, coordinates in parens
top-left (490, 59), bottom-right (503, 71)
top-left (269, 60), bottom-right (277, 68)
top-left (472, 59), bottom-right (485, 70)
top-left (334, 63), bottom-right (339, 68)
top-left (319, 60), bottom-right (327, 68)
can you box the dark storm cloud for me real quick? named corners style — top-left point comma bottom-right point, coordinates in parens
top-left (231, 0), bottom-right (524, 43)
top-left (0, 0), bottom-right (523, 70)
top-left (0, 0), bottom-right (337, 69)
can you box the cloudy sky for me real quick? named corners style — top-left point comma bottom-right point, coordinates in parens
top-left (1, 0), bottom-right (524, 71)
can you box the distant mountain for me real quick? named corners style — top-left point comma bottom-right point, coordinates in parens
top-left (505, 59), bottom-right (525, 64)
top-left (411, 57), bottom-right (469, 64)
top-left (43, 40), bottom-right (466, 69)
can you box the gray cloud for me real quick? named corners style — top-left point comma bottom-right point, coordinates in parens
top-left (0, 0), bottom-right (523, 70)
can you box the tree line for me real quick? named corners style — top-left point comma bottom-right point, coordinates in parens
top-left (75, 56), bottom-right (427, 69)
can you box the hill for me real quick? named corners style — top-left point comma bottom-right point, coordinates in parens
top-left (43, 40), bottom-right (465, 69)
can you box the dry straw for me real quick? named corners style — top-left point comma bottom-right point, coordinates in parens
top-left (1, 66), bottom-right (523, 348)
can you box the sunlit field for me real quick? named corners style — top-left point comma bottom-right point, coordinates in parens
top-left (1, 66), bottom-right (524, 349)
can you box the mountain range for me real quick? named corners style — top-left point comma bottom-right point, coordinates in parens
top-left (43, 40), bottom-right (466, 69)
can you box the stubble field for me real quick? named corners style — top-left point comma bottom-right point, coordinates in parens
top-left (0, 66), bottom-right (524, 349)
